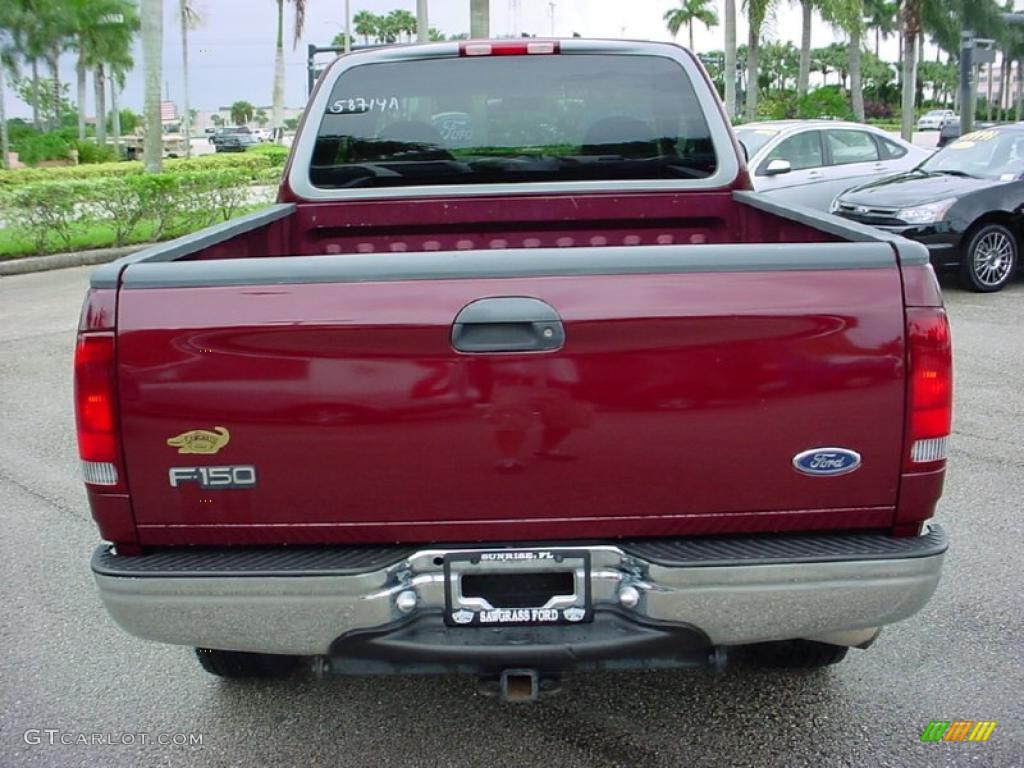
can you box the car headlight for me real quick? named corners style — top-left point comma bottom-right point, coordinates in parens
top-left (896, 198), bottom-right (957, 224)
top-left (829, 196), bottom-right (842, 213)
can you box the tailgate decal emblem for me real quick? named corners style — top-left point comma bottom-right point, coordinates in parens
top-left (792, 448), bottom-right (862, 476)
top-left (167, 426), bottom-right (230, 455)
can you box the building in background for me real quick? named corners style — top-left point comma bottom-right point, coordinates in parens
top-left (976, 60), bottom-right (1023, 111)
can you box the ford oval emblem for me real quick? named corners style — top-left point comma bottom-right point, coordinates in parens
top-left (792, 448), bottom-right (862, 476)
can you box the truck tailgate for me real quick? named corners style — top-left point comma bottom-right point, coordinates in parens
top-left (115, 244), bottom-right (906, 545)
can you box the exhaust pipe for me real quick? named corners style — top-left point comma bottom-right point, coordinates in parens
top-left (500, 669), bottom-right (539, 703)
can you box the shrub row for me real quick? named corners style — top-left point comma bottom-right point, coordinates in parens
top-left (0, 167), bottom-right (281, 255)
top-left (0, 144), bottom-right (289, 187)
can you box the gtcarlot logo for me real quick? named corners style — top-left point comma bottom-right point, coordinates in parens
top-left (23, 729), bottom-right (204, 747)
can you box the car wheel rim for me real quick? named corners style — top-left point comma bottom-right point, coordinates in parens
top-left (973, 231), bottom-right (1015, 287)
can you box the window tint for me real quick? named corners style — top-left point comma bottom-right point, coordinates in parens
top-left (762, 131), bottom-right (823, 171)
top-left (879, 137), bottom-right (908, 159)
top-left (827, 130), bottom-right (880, 165)
top-left (310, 54), bottom-right (717, 189)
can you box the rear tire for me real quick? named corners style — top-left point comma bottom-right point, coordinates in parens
top-left (748, 639), bottom-right (849, 669)
top-left (195, 648), bottom-right (300, 678)
top-left (959, 223), bottom-right (1018, 292)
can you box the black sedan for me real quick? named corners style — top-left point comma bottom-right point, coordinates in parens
top-left (211, 126), bottom-right (258, 152)
top-left (832, 124), bottom-right (1024, 292)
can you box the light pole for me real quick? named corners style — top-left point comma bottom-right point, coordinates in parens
top-left (344, 0), bottom-right (351, 52)
top-left (470, 0), bottom-right (488, 38)
top-left (549, 2), bottom-right (556, 36)
top-left (417, 0), bottom-right (428, 42)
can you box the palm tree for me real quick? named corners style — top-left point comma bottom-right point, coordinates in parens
top-left (663, 0), bottom-right (719, 51)
top-left (141, 0), bottom-right (163, 172)
top-left (864, 0), bottom-right (898, 57)
top-left (900, 0), bottom-right (921, 140)
top-left (388, 10), bottom-right (417, 42)
top-left (90, 3), bottom-right (138, 146)
top-left (724, 0), bottom-right (737, 118)
top-left (821, 0), bottom-right (866, 121)
top-left (74, 8), bottom-right (88, 140)
top-left (105, 19), bottom-right (135, 152)
top-left (71, 1), bottom-right (137, 146)
top-left (43, 8), bottom-right (73, 132)
top-left (744, 0), bottom-right (773, 119)
top-left (272, 0), bottom-right (306, 142)
top-left (353, 10), bottom-right (377, 44)
top-left (230, 100), bottom-right (255, 125)
top-left (796, 0), bottom-right (815, 96)
top-left (1, 8), bottom-right (18, 169)
top-left (178, 1), bottom-right (200, 157)
top-left (9, 3), bottom-right (50, 130)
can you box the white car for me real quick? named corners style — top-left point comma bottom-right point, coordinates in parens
top-left (734, 121), bottom-right (931, 211)
top-left (917, 109), bottom-right (955, 131)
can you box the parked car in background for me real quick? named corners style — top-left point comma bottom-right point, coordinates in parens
top-left (203, 127), bottom-right (217, 135)
top-left (937, 117), bottom-right (996, 148)
top-left (734, 120), bottom-right (930, 210)
top-left (918, 110), bottom-right (955, 131)
top-left (833, 124), bottom-right (1024, 292)
top-left (252, 128), bottom-right (270, 143)
top-left (212, 126), bottom-right (258, 152)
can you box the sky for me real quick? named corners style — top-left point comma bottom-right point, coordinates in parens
top-left (3, 0), bottom-right (922, 119)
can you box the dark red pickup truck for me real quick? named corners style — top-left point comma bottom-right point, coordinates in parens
top-left (79, 39), bottom-right (951, 699)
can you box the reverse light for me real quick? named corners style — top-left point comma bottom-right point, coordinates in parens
top-left (906, 307), bottom-right (953, 470)
top-left (897, 197), bottom-right (956, 225)
top-left (74, 334), bottom-right (119, 485)
top-left (460, 40), bottom-right (559, 57)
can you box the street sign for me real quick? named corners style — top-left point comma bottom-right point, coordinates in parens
top-left (974, 48), bottom-right (996, 65)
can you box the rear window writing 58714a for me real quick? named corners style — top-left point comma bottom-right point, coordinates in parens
top-left (310, 53), bottom-right (717, 189)
top-left (328, 96), bottom-right (401, 114)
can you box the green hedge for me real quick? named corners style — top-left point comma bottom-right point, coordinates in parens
top-left (0, 148), bottom-right (288, 187)
top-left (15, 132), bottom-right (74, 165)
top-left (0, 168), bottom-right (278, 255)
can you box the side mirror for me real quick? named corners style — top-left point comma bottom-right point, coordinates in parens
top-left (764, 159), bottom-right (792, 176)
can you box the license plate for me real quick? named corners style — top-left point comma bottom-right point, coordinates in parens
top-left (443, 549), bottom-right (592, 627)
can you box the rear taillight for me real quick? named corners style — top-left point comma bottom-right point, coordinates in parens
top-left (460, 40), bottom-right (559, 56)
top-left (74, 333), bottom-right (119, 486)
top-left (905, 307), bottom-right (952, 470)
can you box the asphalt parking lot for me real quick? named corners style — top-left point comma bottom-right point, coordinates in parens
top-left (1, 265), bottom-right (1022, 768)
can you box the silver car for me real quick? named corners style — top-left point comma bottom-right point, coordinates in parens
top-left (735, 121), bottom-right (931, 211)
top-left (917, 109), bottom-right (955, 131)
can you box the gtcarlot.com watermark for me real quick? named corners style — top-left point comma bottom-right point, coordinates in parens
top-left (24, 729), bottom-right (203, 747)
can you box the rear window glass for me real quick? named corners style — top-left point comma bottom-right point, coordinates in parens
top-left (734, 128), bottom-right (778, 158)
top-left (879, 137), bottom-right (908, 159)
top-left (310, 54), bottom-right (716, 189)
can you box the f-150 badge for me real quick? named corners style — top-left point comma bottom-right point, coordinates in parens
top-left (166, 426), bottom-right (230, 455)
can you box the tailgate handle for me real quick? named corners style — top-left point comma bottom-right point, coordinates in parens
top-left (452, 297), bottom-right (565, 353)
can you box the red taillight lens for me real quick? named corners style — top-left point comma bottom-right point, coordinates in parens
top-left (74, 334), bottom-right (118, 468)
top-left (906, 308), bottom-right (952, 469)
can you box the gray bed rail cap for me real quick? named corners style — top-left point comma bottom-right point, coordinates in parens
top-left (89, 203), bottom-right (295, 289)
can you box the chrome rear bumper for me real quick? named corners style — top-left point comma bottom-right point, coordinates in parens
top-left (92, 525), bottom-right (947, 660)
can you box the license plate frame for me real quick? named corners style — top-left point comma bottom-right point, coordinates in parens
top-left (443, 549), bottom-right (592, 627)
